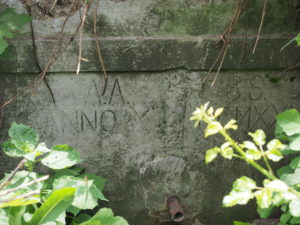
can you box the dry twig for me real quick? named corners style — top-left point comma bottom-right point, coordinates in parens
top-left (0, 159), bottom-right (26, 190)
top-left (76, 3), bottom-right (90, 75)
top-left (0, 1), bottom-right (85, 108)
top-left (252, 0), bottom-right (268, 54)
top-left (93, 0), bottom-right (108, 95)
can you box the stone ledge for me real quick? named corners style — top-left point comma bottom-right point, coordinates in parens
top-left (0, 35), bottom-right (299, 73)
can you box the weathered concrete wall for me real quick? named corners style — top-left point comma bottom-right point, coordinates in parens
top-left (0, 0), bottom-right (300, 225)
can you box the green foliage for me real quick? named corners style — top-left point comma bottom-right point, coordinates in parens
top-left (191, 103), bottom-right (300, 224)
top-left (0, 8), bottom-right (31, 55)
top-left (0, 123), bottom-right (129, 225)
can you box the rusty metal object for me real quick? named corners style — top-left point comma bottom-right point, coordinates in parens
top-left (167, 196), bottom-right (185, 223)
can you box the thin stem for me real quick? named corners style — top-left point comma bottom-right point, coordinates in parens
top-left (219, 129), bottom-right (277, 180)
top-left (259, 145), bottom-right (274, 176)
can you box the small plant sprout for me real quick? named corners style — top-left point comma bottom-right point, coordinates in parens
top-left (190, 102), bottom-right (300, 217)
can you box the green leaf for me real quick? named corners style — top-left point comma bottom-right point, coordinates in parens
top-left (233, 176), bottom-right (256, 192)
top-left (289, 136), bottom-right (300, 151)
top-left (0, 22), bottom-right (13, 38)
top-left (78, 208), bottom-right (129, 225)
top-left (276, 109), bottom-right (300, 136)
top-left (9, 122), bottom-right (39, 148)
top-left (0, 8), bottom-right (31, 31)
top-left (223, 190), bottom-right (253, 207)
top-left (41, 145), bottom-right (80, 169)
top-left (290, 216), bottom-right (300, 224)
top-left (289, 197), bottom-right (300, 217)
top-left (248, 130), bottom-right (266, 146)
top-left (8, 206), bottom-right (26, 225)
top-left (28, 187), bottom-right (75, 225)
top-left (220, 142), bottom-right (233, 159)
top-left (53, 176), bottom-right (108, 210)
top-left (1, 140), bottom-right (26, 157)
top-left (0, 208), bottom-right (9, 225)
top-left (204, 121), bottom-right (222, 137)
top-left (280, 211), bottom-right (292, 224)
top-left (245, 148), bottom-right (262, 160)
top-left (290, 156), bottom-right (300, 169)
top-left (265, 149), bottom-right (283, 162)
top-left (257, 205), bottom-right (274, 219)
top-left (0, 171), bottom-right (43, 208)
top-left (264, 180), bottom-right (288, 192)
top-left (224, 119), bottom-right (238, 130)
top-left (267, 139), bottom-right (285, 151)
top-left (79, 174), bottom-right (106, 192)
top-left (296, 32), bottom-right (300, 46)
top-left (255, 189), bottom-right (272, 208)
top-left (279, 168), bottom-right (300, 186)
top-left (0, 39), bottom-right (8, 55)
top-left (205, 147), bottom-right (219, 164)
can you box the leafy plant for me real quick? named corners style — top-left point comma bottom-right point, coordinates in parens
top-left (0, 8), bottom-right (31, 55)
top-left (0, 122), bottom-right (129, 225)
top-left (190, 103), bottom-right (300, 224)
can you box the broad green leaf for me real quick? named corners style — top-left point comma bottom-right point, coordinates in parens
top-left (280, 212), bottom-right (292, 224)
top-left (1, 140), bottom-right (26, 157)
top-left (78, 208), bottom-right (129, 225)
top-left (255, 189), bottom-right (272, 208)
top-left (0, 23), bottom-right (13, 38)
top-left (9, 122), bottom-right (39, 148)
top-left (67, 205), bottom-right (81, 216)
top-left (248, 130), bottom-right (266, 146)
top-left (45, 167), bottom-right (84, 190)
top-left (0, 208), bottom-right (8, 225)
top-left (204, 121), bottom-right (222, 137)
top-left (8, 206), bottom-right (26, 225)
top-left (276, 109), bottom-right (300, 136)
top-left (220, 142), bottom-right (233, 159)
top-left (245, 148), bottom-right (262, 160)
top-left (79, 174), bottom-right (106, 191)
top-left (290, 156), bottom-right (300, 169)
top-left (265, 149), bottom-right (283, 162)
top-left (257, 205), bottom-right (274, 219)
top-left (0, 8), bottom-right (31, 31)
top-left (280, 168), bottom-right (300, 186)
top-left (264, 180), bottom-right (288, 192)
top-left (41, 145), bottom-right (80, 169)
top-left (290, 216), bottom-right (300, 224)
top-left (205, 147), bottom-right (219, 164)
top-left (0, 171), bottom-right (43, 208)
top-left (275, 123), bottom-right (289, 140)
top-left (23, 213), bottom-right (33, 223)
top-left (242, 141), bottom-right (258, 150)
top-left (53, 176), bottom-right (108, 210)
top-left (0, 197), bottom-right (39, 208)
top-left (28, 187), bottom-right (75, 225)
top-left (0, 39), bottom-right (8, 55)
top-left (289, 136), bottom-right (300, 151)
top-left (289, 197), bottom-right (300, 217)
top-left (233, 176), bottom-right (256, 192)
top-left (267, 139), bottom-right (285, 151)
top-left (223, 190), bottom-right (253, 207)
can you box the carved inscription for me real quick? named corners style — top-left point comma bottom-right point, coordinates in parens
top-left (80, 110), bottom-right (116, 132)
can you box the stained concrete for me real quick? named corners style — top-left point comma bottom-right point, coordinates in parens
top-left (0, 0), bottom-right (300, 225)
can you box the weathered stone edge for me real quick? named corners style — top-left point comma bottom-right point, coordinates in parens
top-left (0, 36), bottom-right (299, 73)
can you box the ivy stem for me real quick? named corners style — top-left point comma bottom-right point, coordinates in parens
top-left (219, 129), bottom-right (277, 181)
top-left (259, 145), bottom-right (274, 176)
